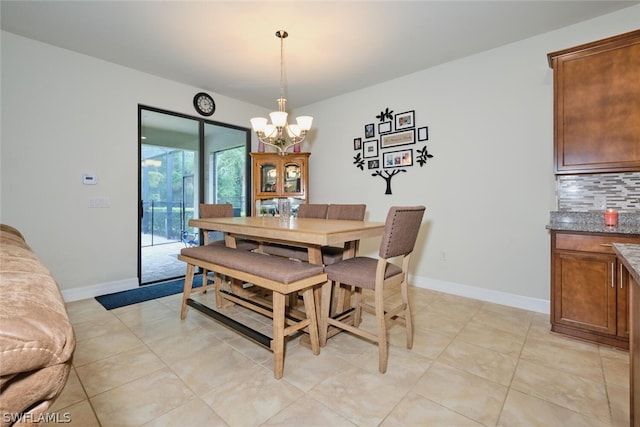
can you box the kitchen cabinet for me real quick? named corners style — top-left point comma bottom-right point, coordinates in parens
top-left (551, 231), bottom-right (640, 349)
top-left (548, 29), bottom-right (640, 174)
top-left (251, 152), bottom-right (309, 216)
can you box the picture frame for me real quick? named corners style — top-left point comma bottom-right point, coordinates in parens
top-left (353, 137), bottom-right (362, 150)
top-left (380, 129), bottom-right (415, 148)
top-left (364, 123), bottom-right (375, 138)
top-left (378, 121), bottom-right (392, 134)
top-left (418, 126), bottom-right (429, 141)
top-left (367, 159), bottom-right (380, 169)
top-left (383, 149), bottom-right (413, 168)
top-left (363, 140), bottom-right (379, 158)
top-left (395, 110), bottom-right (415, 130)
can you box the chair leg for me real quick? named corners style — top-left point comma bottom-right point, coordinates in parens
top-left (353, 288), bottom-right (363, 327)
top-left (272, 292), bottom-right (286, 379)
top-left (301, 287), bottom-right (320, 355)
top-left (180, 263), bottom-right (195, 319)
top-left (319, 281), bottom-right (333, 347)
top-left (374, 287), bottom-right (388, 374)
top-left (401, 278), bottom-right (413, 349)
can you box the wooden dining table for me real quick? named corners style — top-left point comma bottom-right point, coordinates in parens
top-left (188, 215), bottom-right (385, 343)
top-left (188, 215), bottom-right (385, 265)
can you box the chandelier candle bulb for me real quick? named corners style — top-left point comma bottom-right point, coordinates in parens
top-left (604, 208), bottom-right (618, 226)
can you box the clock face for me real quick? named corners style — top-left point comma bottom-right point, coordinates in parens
top-left (193, 92), bottom-right (215, 116)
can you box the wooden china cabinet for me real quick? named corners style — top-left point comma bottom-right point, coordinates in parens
top-left (547, 29), bottom-right (640, 174)
top-left (250, 152), bottom-right (309, 216)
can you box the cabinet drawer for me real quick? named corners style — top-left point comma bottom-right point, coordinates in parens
top-left (555, 233), bottom-right (640, 254)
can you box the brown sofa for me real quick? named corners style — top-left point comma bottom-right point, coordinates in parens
top-left (0, 224), bottom-right (75, 426)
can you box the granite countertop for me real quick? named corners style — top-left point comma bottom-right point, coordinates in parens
top-left (613, 244), bottom-right (640, 285)
top-left (547, 211), bottom-right (640, 235)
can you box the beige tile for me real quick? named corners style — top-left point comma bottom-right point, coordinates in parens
top-left (309, 365), bottom-right (413, 426)
top-left (412, 309), bottom-right (468, 336)
top-left (262, 395), bottom-right (356, 426)
top-left (350, 344), bottom-right (431, 386)
top-left (438, 339), bottom-right (518, 386)
top-left (140, 397), bottom-right (228, 427)
top-left (520, 336), bottom-right (602, 382)
top-left (72, 328), bottom-right (143, 366)
top-left (413, 362), bottom-right (507, 426)
top-left (47, 368), bottom-right (88, 412)
top-left (601, 350), bottom-right (630, 388)
top-left (66, 298), bottom-right (113, 325)
top-left (395, 325), bottom-right (454, 360)
top-left (145, 326), bottom-right (225, 366)
top-left (200, 365), bottom-right (303, 427)
top-left (498, 389), bottom-right (610, 427)
top-left (90, 367), bottom-right (194, 427)
top-left (42, 399), bottom-right (100, 427)
top-left (381, 391), bottom-right (484, 427)
top-left (511, 359), bottom-right (611, 423)
top-left (456, 321), bottom-right (525, 357)
top-left (471, 307), bottom-right (532, 336)
top-left (607, 382), bottom-right (630, 426)
top-left (71, 315), bottom-right (129, 342)
top-left (168, 340), bottom-right (258, 396)
top-left (75, 345), bottom-right (166, 396)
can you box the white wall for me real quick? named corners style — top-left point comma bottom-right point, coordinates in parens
top-left (1, 31), bottom-right (268, 300)
top-left (2, 6), bottom-right (639, 309)
top-left (299, 6), bottom-right (640, 311)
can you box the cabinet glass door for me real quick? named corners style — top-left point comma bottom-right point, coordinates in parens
top-left (283, 161), bottom-right (301, 194)
top-left (260, 162), bottom-right (277, 193)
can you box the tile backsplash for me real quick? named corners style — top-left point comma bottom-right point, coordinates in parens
top-left (557, 172), bottom-right (640, 212)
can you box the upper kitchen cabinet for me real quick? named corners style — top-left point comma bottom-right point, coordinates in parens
top-left (548, 30), bottom-right (640, 174)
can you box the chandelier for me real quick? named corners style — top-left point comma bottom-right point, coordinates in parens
top-left (250, 30), bottom-right (313, 155)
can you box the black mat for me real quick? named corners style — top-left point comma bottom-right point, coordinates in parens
top-left (95, 275), bottom-right (203, 310)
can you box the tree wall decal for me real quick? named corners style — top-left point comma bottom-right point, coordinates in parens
top-left (352, 107), bottom-right (435, 195)
top-left (372, 169), bottom-right (407, 195)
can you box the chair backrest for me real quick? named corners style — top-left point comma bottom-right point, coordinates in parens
top-left (326, 204), bottom-right (366, 221)
top-left (199, 203), bottom-right (233, 219)
top-left (297, 204), bottom-right (329, 219)
top-left (379, 206), bottom-right (426, 259)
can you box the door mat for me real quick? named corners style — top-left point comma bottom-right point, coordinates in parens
top-left (95, 275), bottom-right (203, 310)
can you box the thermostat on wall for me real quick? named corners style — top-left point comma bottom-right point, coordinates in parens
top-left (82, 174), bottom-right (98, 185)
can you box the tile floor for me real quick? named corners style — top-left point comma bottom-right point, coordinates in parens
top-left (51, 283), bottom-right (630, 426)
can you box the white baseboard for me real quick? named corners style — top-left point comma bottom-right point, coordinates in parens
top-left (61, 274), bottom-right (550, 315)
top-left (61, 277), bottom-right (139, 302)
top-left (411, 275), bottom-right (550, 315)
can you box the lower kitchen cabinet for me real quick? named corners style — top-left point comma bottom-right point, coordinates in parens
top-left (551, 231), bottom-right (639, 349)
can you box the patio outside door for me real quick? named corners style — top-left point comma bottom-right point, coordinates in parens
top-left (138, 106), bottom-right (251, 285)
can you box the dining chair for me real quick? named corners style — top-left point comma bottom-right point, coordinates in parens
top-left (262, 204), bottom-right (329, 260)
top-left (320, 205), bottom-right (426, 373)
top-left (197, 203), bottom-right (259, 292)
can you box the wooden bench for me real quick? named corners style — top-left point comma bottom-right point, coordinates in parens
top-left (178, 245), bottom-right (327, 379)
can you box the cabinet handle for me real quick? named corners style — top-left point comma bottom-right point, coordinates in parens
top-left (611, 262), bottom-right (615, 288)
top-left (620, 263), bottom-right (623, 289)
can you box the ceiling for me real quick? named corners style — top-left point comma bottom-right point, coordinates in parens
top-left (1, 1), bottom-right (638, 110)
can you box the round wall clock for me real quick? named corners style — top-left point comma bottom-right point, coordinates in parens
top-left (193, 92), bottom-right (215, 116)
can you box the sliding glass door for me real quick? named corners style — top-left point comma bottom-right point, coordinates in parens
top-left (139, 106), bottom-right (250, 285)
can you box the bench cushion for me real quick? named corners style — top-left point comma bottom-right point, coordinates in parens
top-left (181, 245), bottom-right (324, 284)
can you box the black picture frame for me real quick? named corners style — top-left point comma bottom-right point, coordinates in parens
top-left (380, 129), bottom-right (415, 149)
top-left (367, 159), bottom-right (380, 169)
top-left (365, 123), bottom-right (375, 138)
top-left (395, 110), bottom-right (415, 130)
top-left (363, 140), bottom-right (379, 158)
top-left (383, 148), bottom-right (413, 168)
top-left (378, 121), bottom-right (392, 134)
top-left (353, 138), bottom-right (362, 150)
top-left (418, 127), bottom-right (429, 141)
